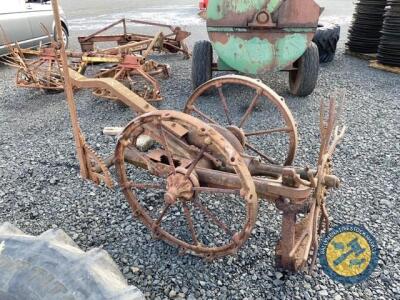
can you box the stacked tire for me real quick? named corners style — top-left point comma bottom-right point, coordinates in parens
top-left (377, 0), bottom-right (400, 66)
top-left (346, 0), bottom-right (387, 53)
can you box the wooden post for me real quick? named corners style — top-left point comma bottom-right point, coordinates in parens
top-left (51, 0), bottom-right (89, 179)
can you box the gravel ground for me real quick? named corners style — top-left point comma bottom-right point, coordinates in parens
top-left (1, 23), bottom-right (400, 300)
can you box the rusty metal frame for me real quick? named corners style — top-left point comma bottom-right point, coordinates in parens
top-left (4, 42), bottom-right (171, 101)
top-left (14, 46), bottom-right (64, 91)
top-left (1, 20), bottom-right (186, 99)
top-left (0, 31), bottom-right (64, 91)
top-left (78, 18), bottom-right (191, 59)
top-left (91, 54), bottom-right (170, 102)
top-left (49, 0), bottom-right (346, 272)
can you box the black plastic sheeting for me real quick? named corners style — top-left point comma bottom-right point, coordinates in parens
top-left (347, 0), bottom-right (387, 53)
top-left (378, 0), bottom-right (400, 66)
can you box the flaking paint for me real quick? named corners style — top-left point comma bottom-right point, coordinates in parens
top-left (212, 33), bottom-right (307, 74)
top-left (275, 33), bottom-right (307, 69)
top-left (207, 0), bottom-right (281, 20)
top-left (267, 0), bottom-right (280, 12)
top-left (212, 35), bottom-right (273, 74)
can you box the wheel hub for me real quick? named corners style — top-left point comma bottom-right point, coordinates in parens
top-left (164, 167), bottom-right (199, 204)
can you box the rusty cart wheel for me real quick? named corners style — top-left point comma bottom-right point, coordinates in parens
top-left (289, 42), bottom-right (319, 97)
top-left (191, 40), bottom-right (213, 89)
top-left (115, 110), bottom-right (258, 259)
top-left (184, 75), bottom-right (298, 166)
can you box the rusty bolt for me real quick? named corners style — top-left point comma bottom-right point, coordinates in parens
top-left (256, 11), bottom-right (269, 24)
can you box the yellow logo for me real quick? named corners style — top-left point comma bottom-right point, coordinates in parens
top-left (319, 224), bottom-right (379, 284)
top-left (326, 231), bottom-right (371, 277)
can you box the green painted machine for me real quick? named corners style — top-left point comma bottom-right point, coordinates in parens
top-left (192, 0), bottom-right (323, 96)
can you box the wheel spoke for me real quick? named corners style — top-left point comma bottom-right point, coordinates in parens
top-left (238, 90), bottom-right (261, 128)
top-left (154, 203), bottom-right (171, 227)
top-left (123, 180), bottom-right (164, 190)
top-left (184, 144), bottom-right (207, 180)
top-left (245, 127), bottom-right (291, 137)
top-left (245, 142), bottom-right (279, 165)
top-left (158, 122), bottom-right (176, 174)
top-left (191, 106), bottom-right (218, 124)
top-left (182, 202), bottom-right (199, 245)
top-left (113, 67), bottom-right (125, 80)
top-left (216, 85), bottom-right (233, 125)
top-left (193, 200), bottom-right (232, 235)
top-left (96, 66), bottom-right (118, 77)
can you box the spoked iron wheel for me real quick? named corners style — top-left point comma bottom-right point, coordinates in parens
top-left (115, 110), bottom-right (258, 259)
top-left (184, 75), bottom-right (298, 166)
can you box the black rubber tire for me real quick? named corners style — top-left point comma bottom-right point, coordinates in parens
top-left (54, 26), bottom-right (69, 49)
top-left (0, 222), bottom-right (144, 300)
top-left (191, 40), bottom-right (213, 89)
top-left (289, 42), bottom-right (319, 97)
top-left (313, 22), bottom-right (340, 63)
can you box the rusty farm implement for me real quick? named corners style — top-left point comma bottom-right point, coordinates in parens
top-left (77, 18), bottom-right (190, 59)
top-left (1, 18), bottom-right (190, 102)
top-left (67, 67), bottom-right (345, 271)
top-left (21, 0), bottom-right (347, 272)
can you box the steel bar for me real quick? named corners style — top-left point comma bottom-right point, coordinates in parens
top-left (191, 186), bottom-right (241, 194)
top-left (128, 19), bottom-right (175, 31)
top-left (245, 127), bottom-right (292, 137)
top-left (124, 181), bottom-right (164, 190)
top-left (51, 0), bottom-right (88, 179)
top-left (80, 19), bottom-right (125, 43)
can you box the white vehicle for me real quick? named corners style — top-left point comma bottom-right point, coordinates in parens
top-left (0, 0), bottom-right (69, 56)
